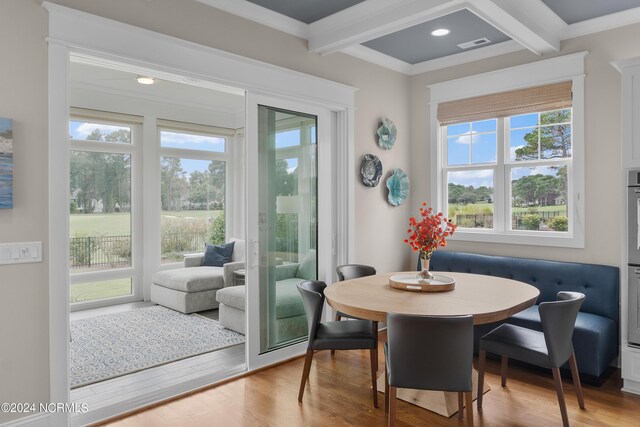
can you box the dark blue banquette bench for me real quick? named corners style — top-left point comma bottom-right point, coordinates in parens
top-left (428, 251), bottom-right (619, 384)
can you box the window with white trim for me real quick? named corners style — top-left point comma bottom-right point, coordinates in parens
top-left (158, 119), bottom-right (233, 264)
top-left (443, 108), bottom-right (571, 233)
top-left (429, 53), bottom-right (586, 248)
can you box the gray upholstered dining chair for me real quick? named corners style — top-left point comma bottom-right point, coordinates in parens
top-left (297, 280), bottom-right (379, 408)
top-left (477, 291), bottom-right (585, 427)
top-left (332, 264), bottom-right (378, 361)
top-left (385, 313), bottom-right (474, 427)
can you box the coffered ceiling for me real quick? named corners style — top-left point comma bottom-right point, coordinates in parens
top-left (197, 0), bottom-right (640, 75)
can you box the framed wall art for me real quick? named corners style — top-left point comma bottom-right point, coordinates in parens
top-left (0, 117), bottom-right (12, 209)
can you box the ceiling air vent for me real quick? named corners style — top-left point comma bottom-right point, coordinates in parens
top-left (457, 38), bottom-right (491, 50)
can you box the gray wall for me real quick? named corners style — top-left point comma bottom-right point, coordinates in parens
top-left (0, 0), bottom-right (411, 422)
top-left (410, 24), bottom-right (640, 267)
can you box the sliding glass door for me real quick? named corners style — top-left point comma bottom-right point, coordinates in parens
top-left (245, 94), bottom-right (334, 369)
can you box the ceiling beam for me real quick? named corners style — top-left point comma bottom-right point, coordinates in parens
top-left (309, 0), bottom-right (466, 55)
top-left (467, 0), bottom-right (564, 55)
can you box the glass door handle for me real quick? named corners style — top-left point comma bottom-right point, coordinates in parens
top-left (248, 239), bottom-right (259, 269)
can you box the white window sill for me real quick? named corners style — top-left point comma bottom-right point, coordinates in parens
top-left (450, 229), bottom-right (585, 248)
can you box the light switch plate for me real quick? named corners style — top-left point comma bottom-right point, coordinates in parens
top-left (0, 241), bottom-right (43, 265)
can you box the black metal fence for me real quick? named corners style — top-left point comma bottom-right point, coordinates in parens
top-left (454, 213), bottom-right (494, 228)
top-left (455, 210), bottom-right (565, 230)
top-left (69, 235), bottom-right (131, 269)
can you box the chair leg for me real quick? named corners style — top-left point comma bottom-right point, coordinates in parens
top-left (384, 366), bottom-right (389, 413)
top-left (331, 313), bottom-right (341, 356)
top-left (373, 321), bottom-right (379, 370)
top-left (465, 391), bottom-right (474, 427)
top-left (552, 367), bottom-right (570, 427)
top-left (370, 348), bottom-right (379, 408)
top-left (298, 349), bottom-right (315, 402)
top-left (477, 350), bottom-right (486, 409)
top-left (388, 386), bottom-right (397, 427)
top-left (569, 352), bottom-right (585, 409)
top-left (458, 392), bottom-right (464, 419)
top-left (501, 355), bottom-right (509, 387)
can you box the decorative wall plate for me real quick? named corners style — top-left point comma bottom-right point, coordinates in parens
top-left (376, 118), bottom-right (397, 150)
top-left (386, 168), bottom-right (409, 206)
top-left (360, 154), bottom-right (383, 187)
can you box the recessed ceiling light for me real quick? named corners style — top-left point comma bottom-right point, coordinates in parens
top-left (431, 28), bottom-right (450, 37)
top-left (136, 76), bottom-right (155, 85)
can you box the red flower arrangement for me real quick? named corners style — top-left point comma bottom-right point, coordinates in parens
top-left (404, 202), bottom-right (457, 259)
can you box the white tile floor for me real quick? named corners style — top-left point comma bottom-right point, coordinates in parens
top-left (70, 302), bottom-right (246, 425)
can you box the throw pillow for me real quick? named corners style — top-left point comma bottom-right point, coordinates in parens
top-left (203, 241), bottom-right (235, 267)
top-left (296, 249), bottom-right (317, 281)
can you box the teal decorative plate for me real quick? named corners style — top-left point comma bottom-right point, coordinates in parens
top-left (386, 168), bottom-right (409, 206)
top-left (376, 118), bottom-right (397, 150)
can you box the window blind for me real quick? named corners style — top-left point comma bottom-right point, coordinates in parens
top-left (437, 81), bottom-right (572, 125)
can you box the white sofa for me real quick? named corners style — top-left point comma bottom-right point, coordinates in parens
top-left (215, 250), bottom-right (316, 344)
top-left (150, 238), bottom-right (245, 314)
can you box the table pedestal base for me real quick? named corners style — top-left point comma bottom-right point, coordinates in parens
top-left (376, 369), bottom-right (490, 417)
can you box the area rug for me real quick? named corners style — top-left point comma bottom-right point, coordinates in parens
top-left (70, 305), bottom-right (244, 388)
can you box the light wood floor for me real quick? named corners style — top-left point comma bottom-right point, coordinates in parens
top-left (101, 332), bottom-right (640, 427)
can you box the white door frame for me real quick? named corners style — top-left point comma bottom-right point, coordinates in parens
top-left (244, 93), bottom-right (334, 369)
top-left (45, 2), bottom-right (355, 424)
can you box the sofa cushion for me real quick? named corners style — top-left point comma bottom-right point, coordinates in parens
top-left (230, 238), bottom-right (245, 263)
top-left (276, 278), bottom-right (306, 319)
top-left (203, 242), bottom-right (235, 267)
top-left (152, 266), bottom-right (224, 292)
top-left (216, 285), bottom-right (245, 310)
top-left (296, 249), bottom-right (317, 281)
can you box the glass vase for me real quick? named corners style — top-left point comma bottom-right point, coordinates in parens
top-left (417, 253), bottom-right (434, 281)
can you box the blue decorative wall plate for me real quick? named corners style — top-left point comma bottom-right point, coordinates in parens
top-left (376, 118), bottom-right (397, 150)
top-left (360, 154), bottom-right (383, 187)
top-left (386, 168), bottom-right (409, 206)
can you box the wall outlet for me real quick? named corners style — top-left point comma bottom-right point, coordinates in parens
top-left (0, 241), bottom-right (43, 265)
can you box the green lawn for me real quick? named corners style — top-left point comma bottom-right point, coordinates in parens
top-left (70, 210), bottom-right (222, 237)
top-left (70, 278), bottom-right (132, 303)
top-left (448, 203), bottom-right (567, 216)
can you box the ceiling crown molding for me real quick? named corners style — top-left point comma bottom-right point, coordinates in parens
top-left (194, 0), bottom-right (308, 39)
top-left (197, 0), bottom-right (640, 76)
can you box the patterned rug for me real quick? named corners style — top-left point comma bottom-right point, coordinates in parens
top-left (70, 305), bottom-right (244, 388)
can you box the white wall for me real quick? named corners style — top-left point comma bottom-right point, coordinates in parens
top-left (0, 1), bottom-right (50, 422)
top-left (410, 23), bottom-right (640, 267)
top-left (0, 0), bottom-right (411, 422)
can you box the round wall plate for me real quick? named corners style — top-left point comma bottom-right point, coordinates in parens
top-left (376, 118), bottom-right (397, 150)
top-left (386, 168), bottom-right (409, 206)
top-left (360, 154), bottom-right (383, 187)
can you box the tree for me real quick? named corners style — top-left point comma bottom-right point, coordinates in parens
top-left (515, 109), bottom-right (571, 160)
top-left (189, 170), bottom-right (210, 208)
top-left (208, 160), bottom-right (226, 207)
top-left (161, 157), bottom-right (187, 210)
top-left (275, 159), bottom-right (297, 196)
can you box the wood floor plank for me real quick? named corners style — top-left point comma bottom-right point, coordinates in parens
top-left (101, 334), bottom-right (640, 427)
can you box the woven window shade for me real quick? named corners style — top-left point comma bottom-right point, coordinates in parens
top-left (437, 81), bottom-right (572, 125)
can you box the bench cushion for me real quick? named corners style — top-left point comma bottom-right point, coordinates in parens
top-left (152, 266), bottom-right (224, 292)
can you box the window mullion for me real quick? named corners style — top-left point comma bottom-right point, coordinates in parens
top-left (495, 118), bottom-right (506, 232)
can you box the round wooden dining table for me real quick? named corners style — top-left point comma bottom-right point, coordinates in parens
top-left (323, 271), bottom-right (540, 417)
top-left (324, 271), bottom-right (540, 324)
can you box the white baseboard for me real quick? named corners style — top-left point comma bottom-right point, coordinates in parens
top-left (0, 413), bottom-right (52, 427)
top-left (622, 378), bottom-right (640, 395)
